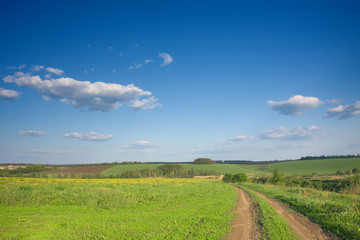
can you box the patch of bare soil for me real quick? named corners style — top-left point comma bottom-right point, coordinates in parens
top-left (249, 189), bottom-right (338, 240)
top-left (227, 186), bottom-right (259, 240)
top-left (43, 165), bottom-right (112, 174)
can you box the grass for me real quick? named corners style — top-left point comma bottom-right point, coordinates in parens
top-left (268, 158), bottom-right (360, 176)
top-left (236, 185), bottom-right (298, 240)
top-left (242, 183), bottom-right (360, 239)
top-left (101, 158), bottom-right (360, 177)
top-left (0, 177), bottom-right (236, 240)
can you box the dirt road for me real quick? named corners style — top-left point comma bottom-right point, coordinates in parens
top-left (248, 188), bottom-right (335, 240)
top-left (227, 186), bottom-right (337, 240)
top-left (226, 187), bottom-right (259, 240)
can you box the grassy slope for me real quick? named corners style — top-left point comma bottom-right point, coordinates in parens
top-left (268, 158), bottom-right (360, 176)
top-left (101, 163), bottom-right (266, 176)
top-left (0, 178), bottom-right (236, 240)
top-left (101, 158), bottom-right (359, 177)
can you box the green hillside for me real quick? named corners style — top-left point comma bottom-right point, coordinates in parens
top-left (101, 163), bottom-right (266, 176)
top-left (268, 158), bottom-right (360, 175)
top-left (101, 158), bottom-right (360, 176)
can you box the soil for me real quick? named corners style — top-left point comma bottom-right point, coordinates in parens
top-left (227, 186), bottom-right (259, 240)
top-left (42, 165), bottom-right (113, 174)
top-left (248, 188), bottom-right (337, 240)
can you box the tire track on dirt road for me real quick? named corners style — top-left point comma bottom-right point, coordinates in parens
top-left (227, 186), bottom-right (259, 240)
top-left (247, 188), bottom-right (337, 240)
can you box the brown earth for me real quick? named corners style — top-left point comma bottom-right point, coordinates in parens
top-left (227, 186), bottom-right (259, 240)
top-left (43, 165), bottom-right (113, 174)
top-left (248, 188), bottom-right (338, 240)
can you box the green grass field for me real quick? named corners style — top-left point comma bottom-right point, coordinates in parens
top-left (268, 158), bottom-right (360, 176)
top-left (101, 158), bottom-right (360, 177)
top-left (0, 177), bottom-right (236, 240)
top-left (102, 163), bottom-right (270, 176)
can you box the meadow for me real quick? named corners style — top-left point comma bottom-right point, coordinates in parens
top-left (0, 177), bottom-right (236, 240)
top-left (237, 157), bottom-right (360, 176)
top-left (101, 163), bottom-right (265, 176)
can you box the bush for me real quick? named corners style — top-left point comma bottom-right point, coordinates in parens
top-left (270, 169), bottom-right (283, 184)
top-left (231, 173), bottom-right (250, 183)
top-left (222, 174), bottom-right (233, 183)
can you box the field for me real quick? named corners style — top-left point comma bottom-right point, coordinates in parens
top-left (234, 158), bottom-right (360, 176)
top-left (101, 163), bottom-right (265, 176)
top-left (0, 177), bottom-right (236, 240)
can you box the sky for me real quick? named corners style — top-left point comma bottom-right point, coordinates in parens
top-left (0, 0), bottom-right (359, 164)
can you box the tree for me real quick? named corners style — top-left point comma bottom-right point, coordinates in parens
top-left (193, 158), bottom-right (216, 164)
top-left (270, 168), bottom-right (283, 184)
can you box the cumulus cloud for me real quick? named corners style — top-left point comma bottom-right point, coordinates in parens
top-left (125, 141), bottom-right (163, 149)
top-left (31, 65), bottom-right (45, 71)
top-left (45, 67), bottom-right (64, 76)
top-left (159, 53), bottom-right (173, 67)
top-left (268, 95), bottom-right (324, 115)
top-left (19, 130), bottom-right (48, 136)
top-left (230, 135), bottom-right (253, 141)
top-left (324, 101), bottom-right (360, 119)
top-left (64, 132), bottom-right (113, 141)
top-left (132, 96), bottom-right (161, 111)
top-left (6, 64), bottom-right (25, 70)
top-left (3, 71), bottom-right (159, 111)
top-left (260, 126), bottom-right (324, 141)
top-left (327, 98), bottom-right (341, 104)
top-left (0, 88), bottom-right (20, 100)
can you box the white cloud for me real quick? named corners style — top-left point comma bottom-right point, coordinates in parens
top-left (19, 130), bottom-right (48, 136)
top-left (31, 65), bottom-right (44, 71)
top-left (327, 98), bottom-right (341, 104)
top-left (28, 149), bottom-right (82, 154)
top-left (125, 140), bottom-right (163, 149)
top-left (324, 101), bottom-right (360, 119)
top-left (64, 132), bottom-right (113, 141)
top-left (230, 135), bottom-right (253, 141)
top-left (260, 126), bottom-right (324, 141)
top-left (268, 95), bottom-right (324, 115)
top-left (129, 59), bottom-right (153, 70)
top-left (3, 71), bottom-right (159, 111)
top-left (0, 88), bottom-right (20, 100)
top-left (108, 46), bottom-right (113, 50)
top-left (132, 96), bottom-right (161, 111)
top-left (6, 64), bottom-right (26, 70)
top-left (159, 53), bottom-right (173, 67)
top-left (45, 67), bottom-right (64, 76)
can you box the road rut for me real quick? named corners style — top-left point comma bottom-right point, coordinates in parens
top-left (226, 186), bottom-right (258, 240)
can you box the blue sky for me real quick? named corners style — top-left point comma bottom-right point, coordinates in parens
top-left (0, 0), bottom-right (359, 164)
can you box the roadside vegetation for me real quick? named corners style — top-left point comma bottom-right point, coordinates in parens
top-left (0, 177), bottom-right (236, 240)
